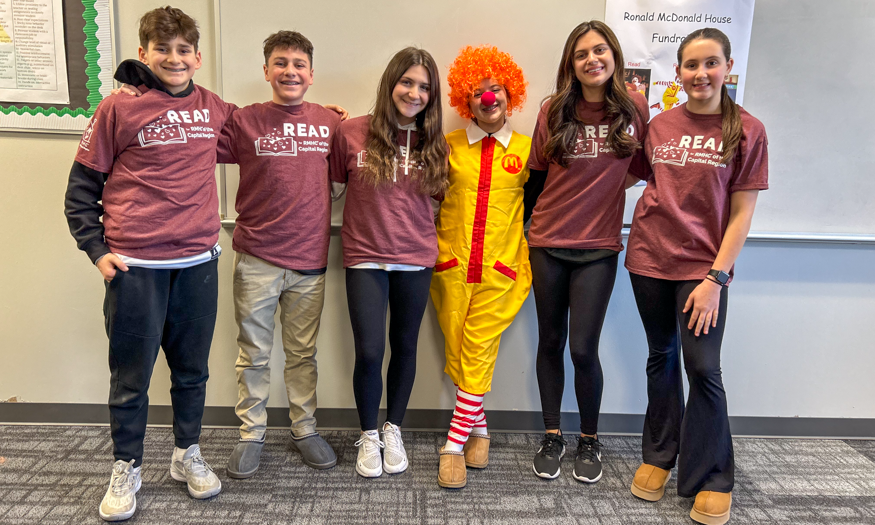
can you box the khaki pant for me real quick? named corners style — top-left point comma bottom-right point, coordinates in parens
top-left (233, 252), bottom-right (325, 440)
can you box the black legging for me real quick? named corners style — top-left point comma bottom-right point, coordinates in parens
top-left (530, 247), bottom-right (618, 435)
top-left (345, 268), bottom-right (433, 431)
top-left (629, 273), bottom-right (732, 497)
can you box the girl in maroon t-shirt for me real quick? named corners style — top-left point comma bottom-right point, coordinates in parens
top-left (524, 20), bottom-right (648, 483)
top-left (329, 47), bottom-right (448, 479)
top-left (626, 29), bottom-right (768, 525)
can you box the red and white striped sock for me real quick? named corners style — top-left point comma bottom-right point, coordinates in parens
top-left (444, 388), bottom-right (484, 452)
top-left (472, 409), bottom-right (488, 436)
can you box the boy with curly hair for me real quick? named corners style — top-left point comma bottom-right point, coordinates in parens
top-left (65, 6), bottom-right (233, 520)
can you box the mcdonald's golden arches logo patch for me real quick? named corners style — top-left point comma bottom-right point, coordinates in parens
top-left (501, 154), bottom-right (522, 174)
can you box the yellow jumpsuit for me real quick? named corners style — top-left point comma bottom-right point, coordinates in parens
top-left (430, 125), bottom-right (533, 394)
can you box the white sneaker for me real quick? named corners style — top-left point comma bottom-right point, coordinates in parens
top-left (99, 459), bottom-right (141, 521)
top-left (170, 444), bottom-right (222, 499)
top-left (382, 422), bottom-right (408, 474)
top-left (354, 430), bottom-right (384, 478)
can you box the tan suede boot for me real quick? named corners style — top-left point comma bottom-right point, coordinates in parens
top-left (690, 491), bottom-right (732, 525)
top-left (438, 449), bottom-right (467, 488)
top-left (463, 434), bottom-right (490, 469)
top-left (630, 463), bottom-right (672, 501)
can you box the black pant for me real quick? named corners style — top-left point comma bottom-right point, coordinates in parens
top-left (629, 273), bottom-right (733, 497)
top-left (530, 248), bottom-right (618, 435)
top-left (104, 259), bottom-right (218, 467)
top-left (345, 268), bottom-right (433, 431)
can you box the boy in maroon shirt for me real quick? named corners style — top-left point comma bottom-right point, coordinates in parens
top-left (215, 31), bottom-right (341, 478)
top-left (64, 7), bottom-right (232, 521)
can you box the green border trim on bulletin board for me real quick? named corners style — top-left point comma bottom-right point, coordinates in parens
top-left (0, 0), bottom-right (113, 132)
top-left (83, 1), bottom-right (103, 114)
top-left (0, 1), bottom-right (99, 119)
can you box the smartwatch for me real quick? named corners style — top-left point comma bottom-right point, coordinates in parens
top-left (707, 269), bottom-right (730, 286)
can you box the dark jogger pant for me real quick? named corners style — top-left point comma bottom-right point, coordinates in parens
top-left (629, 272), bottom-right (733, 497)
top-left (529, 247), bottom-right (618, 435)
top-left (345, 268), bottom-right (433, 431)
top-left (104, 259), bottom-right (218, 467)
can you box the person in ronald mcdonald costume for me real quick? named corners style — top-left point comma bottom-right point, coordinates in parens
top-left (432, 45), bottom-right (532, 489)
top-left (662, 81), bottom-right (681, 111)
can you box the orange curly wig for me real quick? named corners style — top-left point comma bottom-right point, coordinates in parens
top-left (447, 45), bottom-right (527, 119)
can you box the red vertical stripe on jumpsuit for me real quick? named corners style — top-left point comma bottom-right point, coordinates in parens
top-left (467, 136), bottom-right (495, 284)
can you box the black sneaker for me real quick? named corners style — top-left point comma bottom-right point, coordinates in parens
top-left (572, 436), bottom-right (602, 483)
top-left (532, 433), bottom-right (567, 479)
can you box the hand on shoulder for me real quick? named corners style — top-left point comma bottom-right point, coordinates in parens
top-left (323, 104), bottom-right (349, 121)
top-left (110, 84), bottom-right (143, 97)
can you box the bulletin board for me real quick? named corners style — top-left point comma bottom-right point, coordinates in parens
top-left (0, 0), bottom-right (113, 133)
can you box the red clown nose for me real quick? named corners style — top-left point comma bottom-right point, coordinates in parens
top-left (481, 91), bottom-right (496, 107)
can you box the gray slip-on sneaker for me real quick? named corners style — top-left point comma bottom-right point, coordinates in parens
top-left (290, 433), bottom-right (337, 469)
top-left (227, 440), bottom-right (264, 479)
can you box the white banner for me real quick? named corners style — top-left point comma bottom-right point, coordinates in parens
top-left (605, 0), bottom-right (755, 120)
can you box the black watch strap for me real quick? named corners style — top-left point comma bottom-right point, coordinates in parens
top-left (707, 269), bottom-right (730, 286)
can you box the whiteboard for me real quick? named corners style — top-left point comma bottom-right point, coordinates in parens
top-left (217, 0), bottom-right (875, 236)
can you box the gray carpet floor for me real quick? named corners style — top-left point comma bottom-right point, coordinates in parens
top-left (1, 426), bottom-right (874, 524)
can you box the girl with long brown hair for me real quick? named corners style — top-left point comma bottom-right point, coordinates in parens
top-left (625, 28), bottom-right (768, 525)
top-left (524, 20), bottom-right (649, 483)
top-left (329, 47), bottom-right (448, 479)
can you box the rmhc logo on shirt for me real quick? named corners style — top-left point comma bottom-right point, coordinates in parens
top-left (79, 117), bottom-right (97, 151)
top-left (652, 137), bottom-right (727, 168)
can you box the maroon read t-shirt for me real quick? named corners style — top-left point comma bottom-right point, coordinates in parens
top-left (527, 91), bottom-right (650, 251)
top-left (75, 85), bottom-right (235, 260)
top-left (329, 115), bottom-right (438, 268)
top-left (217, 101), bottom-right (341, 270)
top-left (625, 104), bottom-right (769, 281)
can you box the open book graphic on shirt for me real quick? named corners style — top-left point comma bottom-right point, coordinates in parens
top-left (565, 136), bottom-right (599, 159)
top-left (138, 123), bottom-right (187, 147)
top-left (255, 136), bottom-right (297, 156)
top-left (652, 141), bottom-right (688, 167)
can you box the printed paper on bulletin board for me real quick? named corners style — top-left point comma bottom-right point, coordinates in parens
top-left (0, 0), bottom-right (113, 133)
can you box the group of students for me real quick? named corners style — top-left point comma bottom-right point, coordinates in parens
top-left (63, 6), bottom-right (768, 525)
